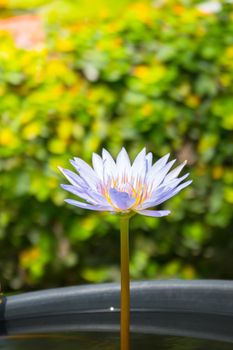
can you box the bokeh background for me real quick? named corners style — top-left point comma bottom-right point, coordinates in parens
top-left (0, 0), bottom-right (233, 293)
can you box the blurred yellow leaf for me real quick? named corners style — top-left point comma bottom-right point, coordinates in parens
top-left (0, 0), bottom-right (7, 6)
top-left (82, 216), bottom-right (97, 232)
top-left (185, 94), bottom-right (200, 108)
top-left (48, 138), bottom-right (67, 154)
top-left (219, 73), bottom-right (231, 87)
top-left (162, 260), bottom-right (181, 276)
top-left (0, 84), bottom-right (6, 96)
top-left (72, 123), bottom-right (84, 139)
top-left (20, 247), bottom-right (41, 268)
top-left (49, 156), bottom-right (67, 172)
top-left (212, 166), bottom-right (224, 180)
top-left (133, 64), bottom-right (166, 83)
top-left (198, 134), bottom-right (218, 154)
top-left (224, 170), bottom-right (233, 185)
top-left (57, 119), bottom-right (73, 140)
top-left (182, 265), bottom-right (196, 279)
top-left (46, 60), bottom-right (69, 77)
top-left (128, 2), bottom-right (153, 23)
top-left (48, 177), bottom-right (58, 189)
top-left (224, 186), bottom-right (233, 204)
top-left (81, 267), bottom-right (109, 282)
top-left (22, 121), bottom-right (41, 140)
top-left (56, 38), bottom-right (74, 52)
top-left (0, 127), bottom-right (19, 148)
top-left (19, 110), bottom-right (35, 125)
top-left (225, 46), bottom-right (233, 59)
top-left (141, 103), bottom-right (154, 117)
top-left (222, 114), bottom-right (233, 130)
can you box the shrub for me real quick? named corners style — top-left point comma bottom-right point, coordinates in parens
top-left (0, 0), bottom-right (233, 292)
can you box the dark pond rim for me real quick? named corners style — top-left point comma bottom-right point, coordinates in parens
top-left (1, 279), bottom-right (233, 343)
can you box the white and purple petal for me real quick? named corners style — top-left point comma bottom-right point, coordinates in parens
top-left (71, 158), bottom-right (99, 189)
top-left (65, 199), bottom-right (113, 211)
top-left (58, 167), bottom-right (87, 189)
top-left (116, 147), bottom-right (131, 179)
top-left (102, 148), bottom-right (117, 182)
top-left (131, 148), bottom-right (148, 186)
top-left (141, 179), bottom-right (192, 209)
top-left (92, 153), bottom-right (104, 181)
top-left (150, 153), bottom-right (170, 171)
top-left (147, 159), bottom-right (176, 190)
top-left (163, 160), bottom-right (187, 185)
top-left (109, 188), bottom-right (136, 210)
top-left (61, 184), bottom-right (97, 204)
top-left (135, 209), bottom-right (171, 217)
top-left (146, 152), bottom-right (153, 169)
top-left (61, 184), bottom-right (110, 206)
top-left (145, 172), bottom-right (190, 206)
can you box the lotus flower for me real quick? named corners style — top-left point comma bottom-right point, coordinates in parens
top-left (59, 148), bottom-right (192, 217)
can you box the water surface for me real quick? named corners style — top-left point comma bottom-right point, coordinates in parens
top-left (1, 332), bottom-right (233, 350)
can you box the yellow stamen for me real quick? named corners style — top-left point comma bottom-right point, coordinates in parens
top-left (101, 174), bottom-right (152, 211)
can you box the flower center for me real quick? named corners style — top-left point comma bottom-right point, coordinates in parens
top-left (100, 174), bottom-right (153, 209)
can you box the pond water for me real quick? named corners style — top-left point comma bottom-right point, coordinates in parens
top-left (1, 332), bottom-right (233, 350)
top-left (1, 282), bottom-right (233, 349)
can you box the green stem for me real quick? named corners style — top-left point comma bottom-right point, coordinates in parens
top-left (120, 216), bottom-right (130, 350)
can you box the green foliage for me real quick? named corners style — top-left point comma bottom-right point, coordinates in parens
top-left (0, 0), bottom-right (233, 292)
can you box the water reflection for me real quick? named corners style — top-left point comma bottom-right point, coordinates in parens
top-left (1, 332), bottom-right (233, 350)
